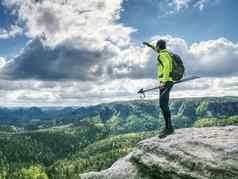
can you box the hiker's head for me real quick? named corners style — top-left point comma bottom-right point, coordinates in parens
top-left (156, 40), bottom-right (166, 52)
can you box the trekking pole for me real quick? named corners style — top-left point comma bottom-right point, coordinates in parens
top-left (138, 85), bottom-right (169, 99)
top-left (137, 75), bottom-right (200, 98)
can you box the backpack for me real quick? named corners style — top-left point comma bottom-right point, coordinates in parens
top-left (169, 52), bottom-right (185, 81)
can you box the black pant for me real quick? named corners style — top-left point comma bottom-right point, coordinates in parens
top-left (159, 81), bottom-right (173, 129)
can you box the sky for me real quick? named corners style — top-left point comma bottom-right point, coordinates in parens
top-left (0, 0), bottom-right (237, 107)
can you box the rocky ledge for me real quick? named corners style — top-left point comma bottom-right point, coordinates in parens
top-left (80, 126), bottom-right (238, 179)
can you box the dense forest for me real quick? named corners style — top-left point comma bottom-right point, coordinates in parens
top-left (0, 97), bottom-right (238, 178)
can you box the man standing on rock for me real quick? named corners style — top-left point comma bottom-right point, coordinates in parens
top-left (143, 40), bottom-right (174, 138)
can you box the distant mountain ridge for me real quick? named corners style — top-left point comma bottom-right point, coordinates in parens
top-left (0, 97), bottom-right (238, 128)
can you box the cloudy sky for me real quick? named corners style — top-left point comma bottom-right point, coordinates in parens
top-left (0, 0), bottom-right (237, 107)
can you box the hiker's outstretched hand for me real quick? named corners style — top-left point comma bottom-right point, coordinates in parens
top-left (143, 42), bottom-right (151, 47)
top-left (143, 42), bottom-right (156, 51)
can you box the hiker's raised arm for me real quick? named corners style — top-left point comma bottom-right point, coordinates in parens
top-left (143, 42), bottom-right (156, 51)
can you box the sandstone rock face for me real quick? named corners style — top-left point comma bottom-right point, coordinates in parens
top-left (80, 126), bottom-right (238, 179)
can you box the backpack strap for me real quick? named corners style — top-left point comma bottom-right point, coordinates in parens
top-left (157, 56), bottom-right (164, 67)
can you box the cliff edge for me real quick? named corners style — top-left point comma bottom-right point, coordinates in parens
top-left (80, 126), bottom-right (238, 179)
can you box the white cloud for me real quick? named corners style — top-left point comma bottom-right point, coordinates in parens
top-left (194, 0), bottom-right (209, 10)
top-left (0, 57), bottom-right (7, 68)
top-left (3, 0), bottom-right (135, 47)
top-left (1, 76), bottom-right (238, 107)
top-left (173, 0), bottom-right (191, 11)
top-left (158, 0), bottom-right (216, 17)
top-left (0, 25), bottom-right (23, 39)
top-left (173, 0), bottom-right (211, 11)
top-left (1, 0), bottom-right (139, 81)
top-left (189, 38), bottom-right (238, 76)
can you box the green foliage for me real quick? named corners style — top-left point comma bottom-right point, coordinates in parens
top-left (0, 119), bottom-right (110, 178)
top-left (174, 116), bottom-right (192, 128)
top-left (16, 165), bottom-right (48, 179)
top-left (106, 114), bottom-right (123, 132)
top-left (193, 118), bottom-right (217, 127)
top-left (48, 131), bottom-right (156, 179)
top-left (196, 100), bottom-right (209, 115)
top-left (0, 125), bottom-right (17, 133)
top-left (222, 116), bottom-right (238, 125)
top-left (193, 116), bottom-right (238, 128)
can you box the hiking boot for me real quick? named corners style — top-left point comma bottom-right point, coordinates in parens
top-left (158, 128), bottom-right (174, 138)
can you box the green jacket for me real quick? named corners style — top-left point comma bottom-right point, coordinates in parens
top-left (157, 49), bottom-right (173, 83)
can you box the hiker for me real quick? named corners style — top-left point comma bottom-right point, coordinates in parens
top-left (143, 40), bottom-right (174, 138)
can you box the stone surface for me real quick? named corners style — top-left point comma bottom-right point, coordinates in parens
top-left (80, 126), bottom-right (238, 179)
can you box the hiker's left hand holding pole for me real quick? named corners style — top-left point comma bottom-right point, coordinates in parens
top-left (159, 82), bottom-right (165, 90)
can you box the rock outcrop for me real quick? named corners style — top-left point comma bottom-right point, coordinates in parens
top-left (80, 126), bottom-right (238, 179)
